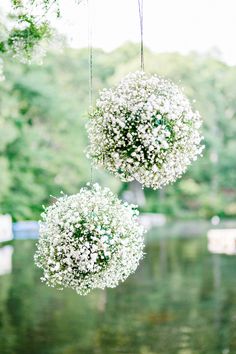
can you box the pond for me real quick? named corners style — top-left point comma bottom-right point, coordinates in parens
top-left (0, 226), bottom-right (236, 354)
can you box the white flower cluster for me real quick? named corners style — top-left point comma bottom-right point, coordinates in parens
top-left (34, 184), bottom-right (145, 295)
top-left (1, 1), bottom-right (54, 65)
top-left (7, 36), bottom-right (47, 65)
top-left (87, 71), bottom-right (204, 189)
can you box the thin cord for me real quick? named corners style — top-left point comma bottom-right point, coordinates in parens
top-left (87, 0), bottom-right (94, 185)
top-left (90, 164), bottom-right (94, 186)
top-left (138, 0), bottom-right (144, 71)
top-left (88, 0), bottom-right (93, 108)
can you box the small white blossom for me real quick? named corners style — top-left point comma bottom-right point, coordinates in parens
top-left (34, 183), bottom-right (145, 295)
top-left (87, 71), bottom-right (204, 189)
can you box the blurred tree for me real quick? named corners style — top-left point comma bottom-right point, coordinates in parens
top-left (0, 42), bottom-right (236, 220)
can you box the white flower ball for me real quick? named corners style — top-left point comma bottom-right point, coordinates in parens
top-left (34, 184), bottom-right (145, 295)
top-left (87, 71), bottom-right (204, 189)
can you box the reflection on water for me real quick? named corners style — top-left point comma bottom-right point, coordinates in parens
top-left (0, 229), bottom-right (236, 354)
top-left (0, 246), bottom-right (13, 276)
top-left (208, 229), bottom-right (236, 255)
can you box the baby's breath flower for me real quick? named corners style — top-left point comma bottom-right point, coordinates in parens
top-left (5, 17), bottom-right (52, 64)
top-left (87, 71), bottom-right (204, 189)
top-left (34, 183), bottom-right (145, 295)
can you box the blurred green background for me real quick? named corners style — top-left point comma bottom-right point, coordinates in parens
top-left (1, 42), bottom-right (236, 221)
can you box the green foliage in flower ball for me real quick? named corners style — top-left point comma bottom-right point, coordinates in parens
top-left (0, 0), bottom-right (85, 64)
top-left (0, 15), bottom-right (51, 64)
top-left (0, 0), bottom-right (62, 64)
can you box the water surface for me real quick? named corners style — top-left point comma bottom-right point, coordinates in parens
top-left (0, 228), bottom-right (236, 354)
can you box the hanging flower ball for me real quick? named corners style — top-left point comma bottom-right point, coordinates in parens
top-left (34, 184), bottom-right (145, 295)
top-left (4, 18), bottom-right (52, 64)
top-left (87, 71), bottom-right (204, 189)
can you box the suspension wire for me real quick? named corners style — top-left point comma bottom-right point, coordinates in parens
top-left (138, 0), bottom-right (144, 71)
top-left (88, 0), bottom-right (93, 108)
top-left (87, 0), bottom-right (94, 185)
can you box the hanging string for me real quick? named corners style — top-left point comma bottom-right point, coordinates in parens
top-left (87, 0), bottom-right (93, 108)
top-left (138, 0), bottom-right (144, 71)
top-left (87, 0), bottom-right (94, 185)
